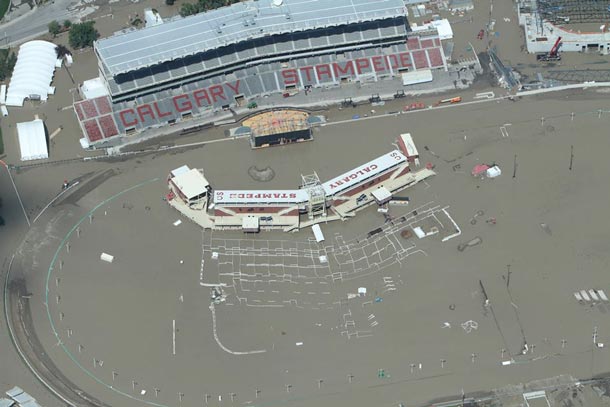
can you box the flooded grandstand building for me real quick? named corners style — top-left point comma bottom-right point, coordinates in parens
top-left (75, 0), bottom-right (449, 145)
top-left (167, 134), bottom-right (434, 232)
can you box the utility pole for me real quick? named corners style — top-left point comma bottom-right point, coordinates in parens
top-left (512, 154), bottom-right (517, 179)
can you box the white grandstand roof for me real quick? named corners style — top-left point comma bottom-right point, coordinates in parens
top-left (95, 0), bottom-right (406, 76)
top-left (6, 41), bottom-right (58, 107)
top-left (214, 190), bottom-right (308, 205)
top-left (322, 150), bottom-right (406, 195)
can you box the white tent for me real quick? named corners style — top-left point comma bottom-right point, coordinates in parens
top-left (81, 77), bottom-right (109, 99)
top-left (17, 119), bottom-right (48, 161)
top-left (6, 41), bottom-right (59, 107)
top-left (312, 224), bottom-right (325, 242)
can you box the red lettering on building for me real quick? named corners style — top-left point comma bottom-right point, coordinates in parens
top-left (136, 104), bottom-right (155, 123)
top-left (173, 94), bottom-right (192, 112)
top-left (282, 69), bottom-right (299, 86)
top-left (226, 80), bottom-right (241, 95)
top-left (119, 109), bottom-right (138, 128)
top-left (153, 101), bottom-right (172, 118)
top-left (328, 164), bottom-right (380, 189)
top-left (388, 54), bottom-right (399, 70)
top-left (193, 89), bottom-right (211, 107)
top-left (315, 64), bottom-right (333, 82)
top-left (332, 61), bottom-right (355, 78)
top-left (209, 85), bottom-right (226, 103)
top-left (399, 52), bottom-right (412, 68)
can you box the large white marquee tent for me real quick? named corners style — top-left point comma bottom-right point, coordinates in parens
top-left (6, 41), bottom-right (59, 107)
top-left (17, 119), bottom-right (48, 161)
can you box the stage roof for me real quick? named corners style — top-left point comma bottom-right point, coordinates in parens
top-left (95, 0), bottom-right (406, 76)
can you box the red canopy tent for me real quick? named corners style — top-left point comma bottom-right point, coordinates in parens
top-left (471, 164), bottom-right (490, 176)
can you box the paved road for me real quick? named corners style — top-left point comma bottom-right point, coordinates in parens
top-left (0, 0), bottom-right (93, 47)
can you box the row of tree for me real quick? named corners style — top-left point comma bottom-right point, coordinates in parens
top-left (48, 20), bottom-right (99, 49)
top-left (48, 20), bottom-right (72, 37)
top-left (177, 0), bottom-right (240, 17)
top-left (0, 48), bottom-right (17, 81)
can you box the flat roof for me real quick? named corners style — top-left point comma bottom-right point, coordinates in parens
top-left (172, 168), bottom-right (209, 199)
top-left (0, 399), bottom-right (14, 407)
top-left (214, 190), bottom-right (308, 205)
top-left (170, 165), bottom-right (190, 177)
top-left (9, 393), bottom-right (33, 405)
top-left (401, 69), bottom-right (433, 86)
top-left (95, 0), bottom-right (406, 76)
top-left (322, 150), bottom-right (406, 195)
top-left (5, 388), bottom-right (23, 399)
top-left (371, 186), bottom-right (392, 201)
top-left (242, 215), bottom-right (259, 230)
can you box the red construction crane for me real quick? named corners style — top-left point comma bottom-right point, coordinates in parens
top-left (549, 36), bottom-right (562, 56)
top-left (537, 37), bottom-right (562, 62)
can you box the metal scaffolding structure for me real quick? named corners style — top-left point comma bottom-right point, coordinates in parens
top-left (301, 173), bottom-right (326, 220)
top-left (537, 0), bottom-right (610, 25)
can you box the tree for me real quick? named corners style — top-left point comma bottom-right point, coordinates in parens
top-left (63, 20), bottom-right (72, 29)
top-left (48, 20), bottom-right (61, 37)
top-left (55, 44), bottom-right (70, 59)
top-left (0, 48), bottom-right (17, 81)
top-left (68, 21), bottom-right (99, 49)
top-left (179, 3), bottom-right (198, 17)
top-left (165, 0), bottom-right (175, 5)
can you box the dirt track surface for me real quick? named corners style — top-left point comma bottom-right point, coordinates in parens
top-left (6, 278), bottom-right (108, 407)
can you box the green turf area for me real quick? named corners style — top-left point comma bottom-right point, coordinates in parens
top-left (0, 0), bottom-right (10, 21)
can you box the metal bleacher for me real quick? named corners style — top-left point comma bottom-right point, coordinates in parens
top-left (106, 15), bottom-right (410, 103)
top-left (108, 37), bottom-right (444, 122)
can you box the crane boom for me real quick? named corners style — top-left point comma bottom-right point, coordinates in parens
top-left (536, 37), bottom-right (562, 62)
top-left (549, 36), bottom-right (562, 56)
